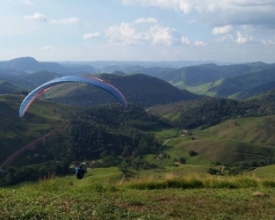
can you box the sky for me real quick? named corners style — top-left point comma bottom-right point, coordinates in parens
top-left (0, 0), bottom-right (275, 63)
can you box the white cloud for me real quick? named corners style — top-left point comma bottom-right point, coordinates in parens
top-left (50, 17), bottom-right (79, 25)
top-left (105, 22), bottom-right (181, 46)
top-left (41, 46), bottom-right (55, 50)
top-left (194, 40), bottom-right (208, 47)
top-left (121, 0), bottom-right (192, 14)
top-left (213, 25), bottom-right (233, 35)
top-left (134, 17), bottom-right (158, 24)
top-left (216, 34), bottom-right (234, 43)
top-left (121, 0), bottom-right (275, 27)
top-left (24, 13), bottom-right (47, 22)
top-left (236, 32), bottom-right (253, 44)
top-left (150, 25), bottom-right (180, 46)
top-left (181, 36), bottom-right (191, 45)
top-left (105, 22), bottom-right (147, 45)
top-left (83, 32), bottom-right (101, 39)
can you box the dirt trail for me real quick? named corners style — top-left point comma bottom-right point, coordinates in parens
top-left (0, 123), bottom-right (70, 172)
top-left (162, 138), bottom-right (171, 146)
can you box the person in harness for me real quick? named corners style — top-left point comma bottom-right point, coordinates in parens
top-left (75, 163), bottom-right (87, 179)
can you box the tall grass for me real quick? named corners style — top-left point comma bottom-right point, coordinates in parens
top-left (123, 173), bottom-right (275, 190)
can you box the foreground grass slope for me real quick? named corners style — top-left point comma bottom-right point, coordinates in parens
top-left (0, 169), bottom-right (275, 220)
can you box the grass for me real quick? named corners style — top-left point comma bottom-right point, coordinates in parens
top-left (1, 121), bottom-right (275, 219)
top-left (153, 123), bottom-right (275, 167)
top-left (182, 79), bottom-right (224, 97)
top-left (1, 172), bottom-right (275, 219)
top-left (207, 115), bottom-right (275, 146)
top-left (248, 165), bottom-right (275, 178)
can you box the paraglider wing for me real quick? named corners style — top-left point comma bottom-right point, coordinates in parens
top-left (19, 75), bottom-right (127, 117)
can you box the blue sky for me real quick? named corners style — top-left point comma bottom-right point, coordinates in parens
top-left (1, 0), bottom-right (275, 63)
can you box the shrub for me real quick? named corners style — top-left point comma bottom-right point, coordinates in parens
top-left (189, 150), bottom-right (198, 157)
top-left (179, 157), bottom-right (186, 164)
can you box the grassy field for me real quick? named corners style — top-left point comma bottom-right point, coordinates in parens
top-left (177, 79), bottom-right (224, 97)
top-left (153, 127), bottom-right (275, 167)
top-left (207, 115), bottom-right (275, 146)
top-left (0, 168), bottom-right (275, 219)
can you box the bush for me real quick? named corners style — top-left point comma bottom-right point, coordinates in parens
top-left (207, 167), bottom-right (221, 175)
top-left (189, 150), bottom-right (198, 157)
top-left (179, 157), bottom-right (186, 164)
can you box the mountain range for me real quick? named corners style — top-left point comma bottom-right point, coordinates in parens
top-left (0, 57), bottom-right (275, 104)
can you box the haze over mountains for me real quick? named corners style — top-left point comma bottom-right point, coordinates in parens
top-left (0, 57), bottom-right (274, 106)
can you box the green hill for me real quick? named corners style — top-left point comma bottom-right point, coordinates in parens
top-left (153, 63), bottom-right (275, 99)
top-left (230, 81), bottom-right (275, 99)
top-left (0, 94), bottom-right (69, 164)
top-left (148, 90), bottom-right (275, 129)
top-left (0, 57), bottom-right (96, 74)
top-left (0, 80), bottom-right (22, 94)
top-left (7, 71), bottom-right (62, 90)
top-left (147, 96), bottom-right (275, 166)
top-left (207, 115), bottom-right (275, 146)
top-left (161, 62), bottom-right (275, 88)
top-left (209, 67), bottom-right (275, 98)
top-left (0, 95), bottom-right (173, 186)
top-left (165, 135), bottom-right (274, 166)
top-left (44, 73), bottom-right (200, 107)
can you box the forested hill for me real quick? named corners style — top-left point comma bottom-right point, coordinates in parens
top-left (148, 88), bottom-right (275, 129)
top-left (209, 67), bottom-right (275, 98)
top-left (43, 73), bottom-right (200, 107)
top-left (0, 80), bottom-right (22, 94)
top-left (159, 63), bottom-right (275, 99)
top-left (0, 98), bottom-right (172, 186)
top-left (6, 71), bottom-right (62, 90)
top-left (160, 62), bottom-right (275, 87)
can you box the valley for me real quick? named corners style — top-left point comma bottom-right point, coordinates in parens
top-left (0, 57), bottom-right (274, 219)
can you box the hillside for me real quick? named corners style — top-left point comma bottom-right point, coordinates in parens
top-left (43, 73), bottom-right (200, 107)
top-left (181, 66), bottom-right (275, 99)
top-left (231, 81), bottom-right (275, 99)
top-left (147, 94), bottom-right (275, 166)
top-left (0, 94), bottom-right (69, 164)
top-left (149, 97), bottom-right (255, 128)
top-left (164, 133), bottom-right (275, 166)
top-left (7, 71), bottom-right (63, 90)
top-left (146, 62), bottom-right (275, 99)
top-left (0, 80), bottom-right (22, 94)
top-left (207, 115), bottom-right (275, 146)
top-left (0, 57), bottom-right (96, 74)
top-left (0, 94), bottom-right (173, 185)
top-left (148, 89), bottom-right (275, 129)
top-left (0, 68), bottom-right (27, 79)
top-left (0, 172), bottom-right (275, 219)
top-left (209, 67), bottom-right (275, 98)
top-left (161, 62), bottom-right (275, 88)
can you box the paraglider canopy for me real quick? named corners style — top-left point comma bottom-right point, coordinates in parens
top-left (19, 75), bottom-right (127, 117)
